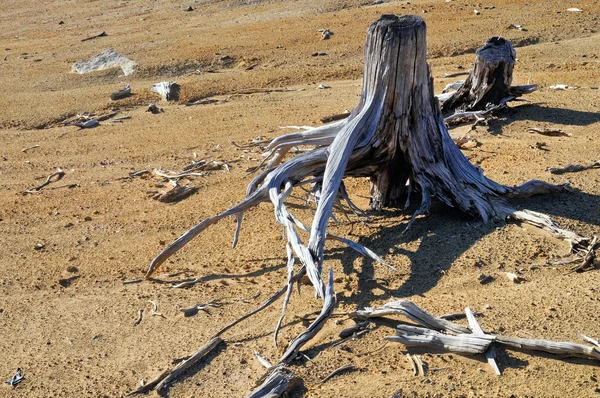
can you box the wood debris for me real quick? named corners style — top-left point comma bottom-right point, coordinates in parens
top-left (81, 31), bottom-right (107, 42)
top-left (180, 298), bottom-right (223, 317)
top-left (148, 182), bottom-right (197, 203)
top-left (547, 160), bottom-right (600, 175)
top-left (339, 321), bottom-right (370, 339)
top-left (149, 300), bottom-right (166, 318)
top-left (567, 7), bottom-right (582, 12)
top-left (147, 103), bottom-right (162, 114)
top-left (318, 29), bottom-right (333, 40)
top-left (122, 278), bottom-right (143, 285)
top-left (254, 352), bottom-right (273, 369)
top-left (549, 84), bottom-right (569, 90)
top-left (21, 144), bottom-right (39, 153)
top-left (454, 137), bottom-right (478, 149)
top-left (508, 24), bottom-right (526, 31)
top-left (383, 300), bottom-right (600, 363)
top-left (24, 168), bottom-right (65, 194)
top-left (151, 81), bottom-right (180, 101)
top-left (110, 85), bottom-right (131, 100)
top-left (528, 127), bottom-right (571, 137)
top-left (505, 272), bottom-right (524, 283)
top-left (133, 308), bottom-right (143, 326)
top-left (245, 365), bottom-right (297, 398)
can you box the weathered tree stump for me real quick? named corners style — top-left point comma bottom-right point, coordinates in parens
top-left (441, 37), bottom-right (537, 116)
top-left (144, 14), bottom-right (588, 353)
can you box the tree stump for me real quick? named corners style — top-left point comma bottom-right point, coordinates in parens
top-left (441, 37), bottom-right (537, 116)
top-left (146, 14), bottom-right (585, 315)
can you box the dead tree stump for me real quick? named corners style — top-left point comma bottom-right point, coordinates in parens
top-left (441, 37), bottom-right (536, 116)
top-left (145, 14), bottom-right (587, 346)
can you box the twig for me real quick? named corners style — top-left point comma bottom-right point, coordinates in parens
top-left (133, 309), bottom-right (143, 326)
top-left (24, 168), bottom-right (65, 194)
top-left (318, 364), bottom-right (356, 383)
top-left (21, 144), bottom-right (40, 153)
top-left (580, 334), bottom-right (600, 349)
top-left (413, 355), bottom-right (425, 377)
top-left (406, 354), bottom-right (417, 376)
top-left (180, 298), bottom-right (223, 317)
top-left (122, 278), bottom-right (143, 285)
top-left (156, 337), bottom-right (224, 392)
top-left (81, 31), bottom-right (107, 42)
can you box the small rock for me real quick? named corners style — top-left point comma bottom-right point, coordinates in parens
top-left (84, 216), bottom-right (92, 222)
top-left (474, 9), bottom-right (481, 15)
top-left (317, 84), bottom-right (331, 89)
top-left (184, 6), bottom-right (194, 11)
top-left (34, 243), bottom-right (45, 251)
top-left (66, 266), bottom-right (79, 273)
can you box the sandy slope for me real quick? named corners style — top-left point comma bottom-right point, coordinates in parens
top-left (0, 0), bottom-right (599, 396)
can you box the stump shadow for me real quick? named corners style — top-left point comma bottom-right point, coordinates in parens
top-left (487, 103), bottom-right (600, 135)
top-left (328, 189), bottom-right (600, 309)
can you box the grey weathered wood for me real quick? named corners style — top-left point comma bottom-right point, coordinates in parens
top-left (386, 325), bottom-right (494, 355)
top-left (350, 300), bottom-right (471, 335)
top-left (465, 307), bottom-right (501, 376)
top-left (441, 37), bottom-right (537, 116)
top-left (151, 81), bottom-right (181, 101)
top-left (245, 365), bottom-right (297, 398)
top-left (496, 336), bottom-right (600, 361)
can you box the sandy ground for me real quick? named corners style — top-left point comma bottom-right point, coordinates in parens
top-left (1, 0), bottom-right (600, 397)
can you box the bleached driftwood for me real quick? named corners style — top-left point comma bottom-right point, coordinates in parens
top-left (349, 300), bottom-right (470, 334)
top-left (383, 301), bottom-right (600, 363)
top-left (155, 337), bottom-right (224, 392)
top-left (386, 325), bottom-right (494, 355)
top-left (441, 37), bottom-right (537, 116)
top-left (245, 366), bottom-right (297, 398)
top-left (151, 82), bottom-right (181, 101)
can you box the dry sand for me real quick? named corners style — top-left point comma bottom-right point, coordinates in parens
top-left (1, 0), bottom-right (599, 396)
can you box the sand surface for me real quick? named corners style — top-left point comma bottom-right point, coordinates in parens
top-left (1, 0), bottom-right (599, 396)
